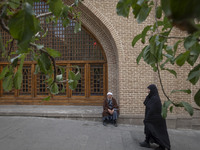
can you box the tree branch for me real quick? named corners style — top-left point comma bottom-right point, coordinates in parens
top-left (156, 63), bottom-right (171, 102)
top-left (194, 107), bottom-right (200, 111)
top-left (35, 0), bottom-right (82, 19)
top-left (30, 43), bottom-right (57, 83)
top-left (36, 12), bottom-right (53, 19)
top-left (0, 5), bottom-right (9, 33)
top-left (160, 35), bottom-right (186, 39)
top-left (157, 63), bottom-right (200, 112)
top-left (154, 0), bottom-right (160, 34)
top-left (7, 39), bottom-right (14, 57)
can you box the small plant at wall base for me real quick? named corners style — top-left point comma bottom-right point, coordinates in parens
top-left (0, 0), bottom-right (82, 99)
top-left (117, 0), bottom-right (200, 118)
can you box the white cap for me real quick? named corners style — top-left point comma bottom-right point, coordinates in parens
top-left (107, 92), bottom-right (113, 96)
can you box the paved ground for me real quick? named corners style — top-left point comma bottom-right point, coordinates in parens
top-left (0, 116), bottom-right (200, 150)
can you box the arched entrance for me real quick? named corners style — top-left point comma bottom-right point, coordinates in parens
top-left (0, 2), bottom-right (108, 105)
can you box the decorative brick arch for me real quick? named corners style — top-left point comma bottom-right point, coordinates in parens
top-left (66, 1), bottom-right (124, 101)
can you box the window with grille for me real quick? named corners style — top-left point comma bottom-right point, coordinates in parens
top-left (0, 1), bottom-right (107, 105)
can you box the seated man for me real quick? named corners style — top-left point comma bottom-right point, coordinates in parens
top-left (102, 92), bottom-right (119, 127)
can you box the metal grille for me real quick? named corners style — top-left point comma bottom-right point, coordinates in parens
top-left (33, 2), bottom-right (105, 61)
top-left (72, 64), bottom-right (85, 96)
top-left (90, 64), bottom-right (104, 96)
top-left (19, 66), bottom-right (32, 95)
top-left (36, 73), bottom-right (49, 95)
top-left (0, 29), bottom-right (17, 62)
top-left (0, 1), bottom-right (107, 101)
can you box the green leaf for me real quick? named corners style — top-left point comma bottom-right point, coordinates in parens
top-left (161, 0), bottom-right (171, 17)
top-left (50, 82), bottom-right (59, 95)
top-left (48, 0), bottom-right (63, 17)
top-left (162, 17), bottom-right (172, 31)
top-left (169, 106), bottom-right (173, 113)
top-left (143, 45), bottom-right (157, 65)
top-left (8, 0), bottom-right (21, 9)
top-left (171, 89), bottom-right (191, 94)
top-left (137, 4), bottom-right (151, 23)
top-left (160, 58), bottom-right (170, 69)
top-left (162, 100), bottom-right (172, 119)
top-left (68, 71), bottom-right (78, 90)
top-left (38, 59), bottom-right (47, 74)
top-left (156, 6), bottom-right (162, 19)
top-left (34, 65), bottom-right (40, 74)
top-left (3, 75), bottom-right (13, 92)
top-left (181, 101), bottom-right (193, 116)
top-left (136, 46), bottom-right (146, 64)
top-left (56, 74), bottom-right (63, 82)
top-left (184, 35), bottom-right (197, 50)
top-left (116, 0), bottom-right (133, 17)
top-left (176, 51), bottom-right (190, 66)
top-left (164, 68), bottom-right (177, 78)
top-left (173, 40), bottom-right (182, 56)
top-left (62, 5), bottom-right (69, 18)
top-left (11, 55), bottom-right (20, 67)
top-left (68, 70), bottom-right (76, 80)
top-left (74, 21), bottom-right (81, 33)
top-left (60, 84), bottom-right (65, 93)
top-left (188, 64), bottom-right (200, 85)
top-left (132, 34), bottom-right (142, 47)
top-left (194, 89), bottom-right (200, 107)
top-left (0, 32), bottom-right (5, 54)
top-left (36, 45), bottom-right (44, 50)
top-left (13, 55), bottom-right (25, 89)
top-left (141, 25), bottom-right (152, 43)
top-left (13, 70), bottom-right (23, 89)
top-left (163, 100), bottom-right (172, 108)
top-left (18, 54), bottom-right (25, 71)
top-left (62, 18), bottom-right (70, 27)
top-left (132, 3), bottom-right (142, 19)
top-left (0, 66), bottom-right (9, 80)
top-left (46, 48), bottom-right (61, 58)
top-left (58, 66), bottom-right (65, 75)
top-left (43, 96), bottom-right (51, 101)
top-left (40, 52), bottom-right (52, 71)
top-left (75, 72), bottom-right (81, 81)
top-left (8, 3), bottom-right (37, 51)
top-left (68, 80), bottom-right (78, 90)
top-left (187, 43), bottom-right (200, 66)
top-left (46, 77), bottom-right (54, 86)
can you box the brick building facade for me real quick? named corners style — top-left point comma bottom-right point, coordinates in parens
top-left (77, 0), bottom-right (200, 128)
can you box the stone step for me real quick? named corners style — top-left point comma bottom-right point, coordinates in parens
top-left (192, 118), bottom-right (200, 125)
top-left (193, 110), bottom-right (200, 118)
top-left (0, 105), bottom-right (102, 121)
top-left (192, 125), bottom-right (200, 130)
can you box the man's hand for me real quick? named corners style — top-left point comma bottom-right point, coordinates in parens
top-left (108, 109), bottom-right (114, 115)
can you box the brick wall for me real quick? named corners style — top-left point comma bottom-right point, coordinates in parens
top-left (66, 0), bottom-right (199, 117)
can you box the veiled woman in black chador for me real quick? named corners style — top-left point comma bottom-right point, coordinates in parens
top-left (140, 84), bottom-right (171, 150)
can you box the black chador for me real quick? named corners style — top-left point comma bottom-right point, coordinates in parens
top-left (140, 84), bottom-right (171, 150)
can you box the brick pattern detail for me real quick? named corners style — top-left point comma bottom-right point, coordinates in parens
top-left (65, 0), bottom-right (199, 117)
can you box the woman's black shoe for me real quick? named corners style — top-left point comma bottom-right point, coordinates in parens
top-left (155, 146), bottom-right (165, 150)
top-left (139, 141), bottom-right (150, 148)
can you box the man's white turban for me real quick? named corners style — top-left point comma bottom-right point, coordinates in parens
top-left (107, 92), bottom-right (113, 96)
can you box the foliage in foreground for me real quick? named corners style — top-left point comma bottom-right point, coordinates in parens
top-left (117, 0), bottom-right (200, 118)
top-left (0, 0), bottom-right (82, 99)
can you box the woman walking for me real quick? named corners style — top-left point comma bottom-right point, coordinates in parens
top-left (140, 84), bottom-right (171, 150)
